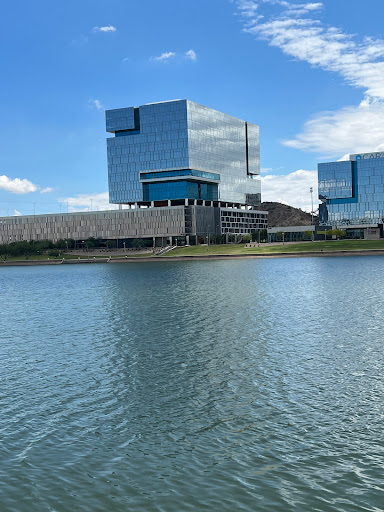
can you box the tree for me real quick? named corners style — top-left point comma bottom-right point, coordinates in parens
top-left (242, 234), bottom-right (252, 243)
top-left (55, 239), bottom-right (67, 249)
top-left (48, 249), bottom-right (60, 258)
top-left (20, 244), bottom-right (35, 260)
top-left (0, 244), bottom-right (11, 261)
top-left (276, 231), bottom-right (285, 242)
top-left (251, 229), bottom-right (268, 243)
top-left (132, 238), bottom-right (145, 249)
top-left (66, 239), bottom-right (76, 249)
top-left (85, 237), bottom-right (97, 248)
top-left (105, 240), bottom-right (117, 249)
top-left (326, 229), bottom-right (346, 240)
top-left (304, 230), bottom-right (313, 240)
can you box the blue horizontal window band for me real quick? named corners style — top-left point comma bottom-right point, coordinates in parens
top-left (140, 169), bottom-right (220, 181)
top-left (115, 130), bottom-right (141, 137)
top-left (327, 197), bottom-right (358, 204)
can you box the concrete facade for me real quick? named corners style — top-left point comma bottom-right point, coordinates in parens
top-left (0, 205), bottom-right (268, 245)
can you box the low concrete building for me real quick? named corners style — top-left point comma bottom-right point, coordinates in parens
top-left (0, 204), bottom-right (268, 246)
top-left (267, 225), bottom-right (316, 242)
top-left (267, 224), bottom-right (382, 242)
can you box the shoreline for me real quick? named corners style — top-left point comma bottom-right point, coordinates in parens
top-left (1, 248), bottom-right (384, 266)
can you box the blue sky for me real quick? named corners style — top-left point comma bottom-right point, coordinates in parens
top-left (1, 0), bottom-right (384, 214)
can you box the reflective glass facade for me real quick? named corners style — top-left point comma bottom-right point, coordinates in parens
top-left (106, 100), bottom-right (260, 205)
top-left (318, 154), bottom-right (384, 225)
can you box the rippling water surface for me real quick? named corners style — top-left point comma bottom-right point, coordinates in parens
top-left (0, 257), bottom-right (383, 511)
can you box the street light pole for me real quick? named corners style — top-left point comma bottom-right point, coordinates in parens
top-left (310, 187), bottom-right (314, 225)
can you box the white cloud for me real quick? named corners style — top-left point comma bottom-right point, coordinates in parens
top-left (261, 169), bottom-right (318, 211)
top-left (13, 209), bottom-right (22, 216)
top-left (283, 97), bottom-right (384, 156)
top-left (236, 0), bottom-right (384, 154)
top-left (0, 175), bottom-right (54, 195)
top-left (153, 51), bottom-right (176, 62)
top-left (0, 175), bottom-right (38, 194)
top-left (185, 49), bottom-right (197, 61)
top-left (60, 192), bottom-right (117, 212)
top-left (89, 99), bottom-right (104, 111)
top-left (261, 166), bottom-right (285, 174)
top-left (93, 25), bottom-right (117, 33)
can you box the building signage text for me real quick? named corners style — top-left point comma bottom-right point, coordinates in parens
top-left (350, 152), bottom-right (384, 161)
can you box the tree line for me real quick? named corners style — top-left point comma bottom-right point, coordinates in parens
top-left (0, 237), bottom-right (154, 261)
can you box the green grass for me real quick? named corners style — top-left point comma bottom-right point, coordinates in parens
top-left (0, 253), bottom-right (81, 262)
top-left (0, 251), bottom-right (155, 263)
top-left (2, 240), bottom-right (384, 262)
top-left (107, 252), bottom-right (154, 258)
top-left (163, 239), bottom-right (384, 257)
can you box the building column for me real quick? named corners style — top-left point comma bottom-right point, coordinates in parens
top-left (168, 200), bottom-right (171, 207)
top-left (151, 201), bottom-right (155, 208)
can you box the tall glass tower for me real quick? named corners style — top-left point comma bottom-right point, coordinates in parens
top-left (106, 100), bottom-right (261, 207)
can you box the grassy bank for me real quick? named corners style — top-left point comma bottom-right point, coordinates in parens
top-left (0, 252), bottom-right (155, 263)
top-left (164, 240), bottom-right (384, 257)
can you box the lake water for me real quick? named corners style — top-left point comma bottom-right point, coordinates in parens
top-left (0, 257), bottom-right (383, 511)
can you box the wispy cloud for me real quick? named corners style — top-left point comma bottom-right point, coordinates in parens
top-left (93, 25), bottom-right (117, 33)
top-left (40, 187), bottom-right (54, 194)
top-left (89, 99), bottom-right (104, 111)
top-left (60, 192), bottom-right (116, 212)
top-left (283, 97), bottom-right (384, 155)
top-left (151, 50), bottom-right (198, 63)
top-left (236, 0), bottom-right (384, 155)
top-left (261, 169), bottom-right (318, 211)
top-left (152, 51), bottom-right (176, 62)
top-left (185, 49), bottom-right (197, 61)
top-left (13, 209), bottom-right (22, 216)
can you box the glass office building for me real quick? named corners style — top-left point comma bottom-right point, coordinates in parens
top-left (106, 100), bottom-right (261, 206)
top-left (318, 152), bottom-right (384, 225)
top-left (0, 100), bottom-right (267, 246)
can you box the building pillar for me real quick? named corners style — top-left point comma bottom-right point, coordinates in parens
top-left (186, 235), bottom-right (190, 245)
top-left (185, 198), bottom-right (188, 206)
top-left (168, 200), bottom-right (171, 207)
top-left (151, 201), bottom-right (155, 208)
top-left (134, 202), bottom-right (138, 209)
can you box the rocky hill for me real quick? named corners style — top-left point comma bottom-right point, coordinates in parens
top-left (258, 202), bottom-right (318, 227)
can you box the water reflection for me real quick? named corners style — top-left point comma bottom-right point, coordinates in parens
top-left (0, 258), bottom-right (383, 511)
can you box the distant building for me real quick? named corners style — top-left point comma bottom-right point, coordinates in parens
top-left (318, 152), bottom-right (384, 229)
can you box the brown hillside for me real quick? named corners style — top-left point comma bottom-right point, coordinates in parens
top-left (258, 202), bottom-right (318, 227)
